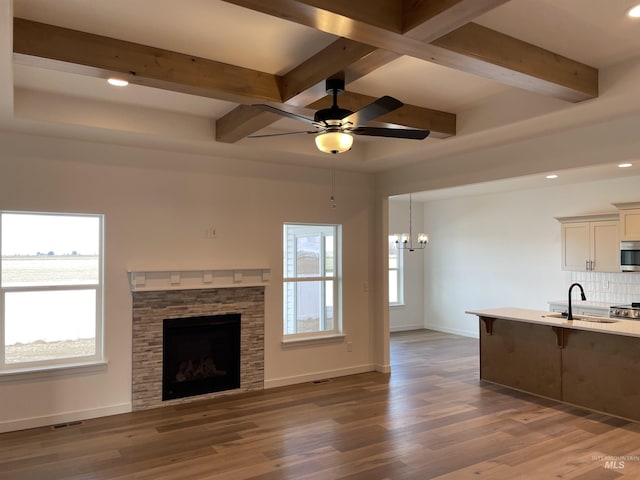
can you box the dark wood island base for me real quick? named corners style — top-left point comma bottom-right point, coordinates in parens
top-left (472, 309), bottom-right (640, 423)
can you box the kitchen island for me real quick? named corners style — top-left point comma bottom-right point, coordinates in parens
top-left (466, 307), bottom-right (640, 422)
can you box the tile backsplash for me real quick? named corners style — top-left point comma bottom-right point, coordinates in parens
top-left (570, 271), bottom-right (640, 304)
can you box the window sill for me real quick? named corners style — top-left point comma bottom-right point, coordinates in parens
top-left (281, 334), bottom-right (346, 347)
top-left (0, 359), bottom-right (108, 382)
top-left (390, 303), bottom-right (406, 309)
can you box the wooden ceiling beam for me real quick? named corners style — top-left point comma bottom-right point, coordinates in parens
top-left (293, 0), bottom-right (403, 33)
top-left (402, 0), bottom-right (509, 39)
top-left (215, 105), bottom-right (285, 143)
top-left (12, 1), bottom-right (601, 149)
top-left (216, 34), bottom-right (380, 143)
top-left (217, 38), bottom-right (381, 143)
top-left (307, 92), bottom-right (456, 138)
top-left (222, 0), bottom-right (598, 102)
top-left (13, 18), bottom-right (447, 142)
top-left (345, 0), bottom-right (511, 84)
top-left (277, 38), bottom-right (375, 103)
top-left (216, 0), bottom-right (511, 143)
top-left (13, 18), bottom-right (282, 105)
top-left (431, 23), bottom-right (598, 101)
top-left (218, 1), bottom-right (509, 143)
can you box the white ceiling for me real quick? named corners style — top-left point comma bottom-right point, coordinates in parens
top-left (410, 161), bottom-right (640, 203)
top-left (475, 0), bottom-right (640, 68)
top-left (5, 0), bottom-right (640, 194)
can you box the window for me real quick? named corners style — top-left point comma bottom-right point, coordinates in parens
top-left (389, 235), bottom-right (404, 305)
top-left (0, 211), bottom-right (104, 371)
top-left (283, 224), bottom-right (341, 338)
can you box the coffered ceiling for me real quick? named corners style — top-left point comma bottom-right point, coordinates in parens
top-left (5, 0), bottom-right (640, 175)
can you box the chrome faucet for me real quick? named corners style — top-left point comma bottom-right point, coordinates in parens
top-left (567, 282), bottom-right (586, 320)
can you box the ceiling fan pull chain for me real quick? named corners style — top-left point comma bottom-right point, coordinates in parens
top-left (330, 168), bottom-right (337, 209)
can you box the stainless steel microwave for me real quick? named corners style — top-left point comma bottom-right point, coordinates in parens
top-left (621, 241), bottom-right (640, 272)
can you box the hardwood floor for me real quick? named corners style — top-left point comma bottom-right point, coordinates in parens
top-left (1, 330), bottom-right (639, 479)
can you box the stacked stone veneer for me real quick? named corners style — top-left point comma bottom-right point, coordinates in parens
top-left (132, 286), bottom-right (264, 410)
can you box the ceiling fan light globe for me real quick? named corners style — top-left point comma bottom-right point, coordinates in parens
top-left (315, 131), bottom-right (353, 154)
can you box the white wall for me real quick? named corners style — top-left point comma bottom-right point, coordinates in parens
top-left (388, 198), bottom-right (425, 331)
top-left (419, 175), bottom-right (640, 338)
top-left (0, 131), bottom-right (376, 432)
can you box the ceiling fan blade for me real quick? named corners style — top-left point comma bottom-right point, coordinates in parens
top-left (252, 104), bottom-right (317, 125)
top-left (341, 96), bottom-right (403, 126)
top-left (248, 131), bottom-right (316, 138)
top-left (351, 126), bottom-right (430, 140)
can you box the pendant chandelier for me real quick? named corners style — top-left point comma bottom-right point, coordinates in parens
top-left (396, 194), bottom-right (429, 251)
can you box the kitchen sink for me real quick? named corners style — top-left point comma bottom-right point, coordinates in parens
top-left (544, 313), bottom-right (619, 323)
top-left (575, 318), bottom-right (619, 324)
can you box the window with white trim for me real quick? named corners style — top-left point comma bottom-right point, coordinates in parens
top-left (0, 211), bottom-right (104, 371)
top-left (283, 224), bottom-right (341, 338)
top-left (389, 235), bottom-right (404, 305)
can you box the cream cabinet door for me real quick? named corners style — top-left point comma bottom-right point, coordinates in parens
top-left (590, 221), bottom-right (620, 272)
top-left (561, 222), bottom-right (589, 271)
top-left (561, 220), bottom-right (619, 272)
top-left (620, 208), bottom-right (640, 241)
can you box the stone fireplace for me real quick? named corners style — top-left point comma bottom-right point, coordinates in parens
top-left (130, 268), bottom-right (268, 411)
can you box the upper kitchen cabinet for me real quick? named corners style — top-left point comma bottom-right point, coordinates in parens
top-left (556, 214), bottom-right (620, 272)
top-left (613, 202), bottom-right (640, 241)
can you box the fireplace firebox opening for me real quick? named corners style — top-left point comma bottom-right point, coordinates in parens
top-left (162, 313), bottom-right (241, 401)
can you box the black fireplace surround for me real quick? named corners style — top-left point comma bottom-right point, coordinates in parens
top-left (162, 313), bottom-right (241, 401)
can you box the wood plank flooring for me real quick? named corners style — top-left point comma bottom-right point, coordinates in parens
top-left (1, 330), bottom-right (639, 479)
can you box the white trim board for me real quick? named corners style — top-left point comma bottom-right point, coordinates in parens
top-left (0, 403), bottom-right (131, 434)
top-left (264, 364), bottom-right (375, 389)
top-left (423, 323), bottom-right (479, 339)
top-left (390, 323), bottom-right (425, 333)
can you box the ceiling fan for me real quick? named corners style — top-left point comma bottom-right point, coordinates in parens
top-left (250, 78), bottom-right (430, 154)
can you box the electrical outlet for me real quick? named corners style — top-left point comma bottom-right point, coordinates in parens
top-left (205, 227), bottom-right (216, 238)
top-left (602, 280), bottom-right (609, 289)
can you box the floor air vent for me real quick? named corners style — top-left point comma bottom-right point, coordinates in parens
top-left (51, 420), bottom-right (84, 430)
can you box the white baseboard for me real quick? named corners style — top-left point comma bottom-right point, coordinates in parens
top-left (389, 323), bottom-right (425, 333)
top-left (374, 363), bottom-right (391, 373)
top-left (264, 364), bottom-right (375, 389)
top-left (0, 403), bottom-right (131, 434)
top-left (424, 323), bottom-right (479, 339)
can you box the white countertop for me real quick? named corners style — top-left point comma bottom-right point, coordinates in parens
top-left (466, 307), bottom-right (640, 338)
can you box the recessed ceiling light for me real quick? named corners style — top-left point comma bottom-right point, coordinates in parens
top-left (107, 78), bottom-right (128, 87)
top-left (628, 4), bottom-right (640, 17)
top-left (618, 163), bottom-right (633, 168)
top-left (546, 174), bottom-right (558, 179)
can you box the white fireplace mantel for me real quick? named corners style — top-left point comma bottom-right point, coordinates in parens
top-left (128, 268), bottom-right (271, 292)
